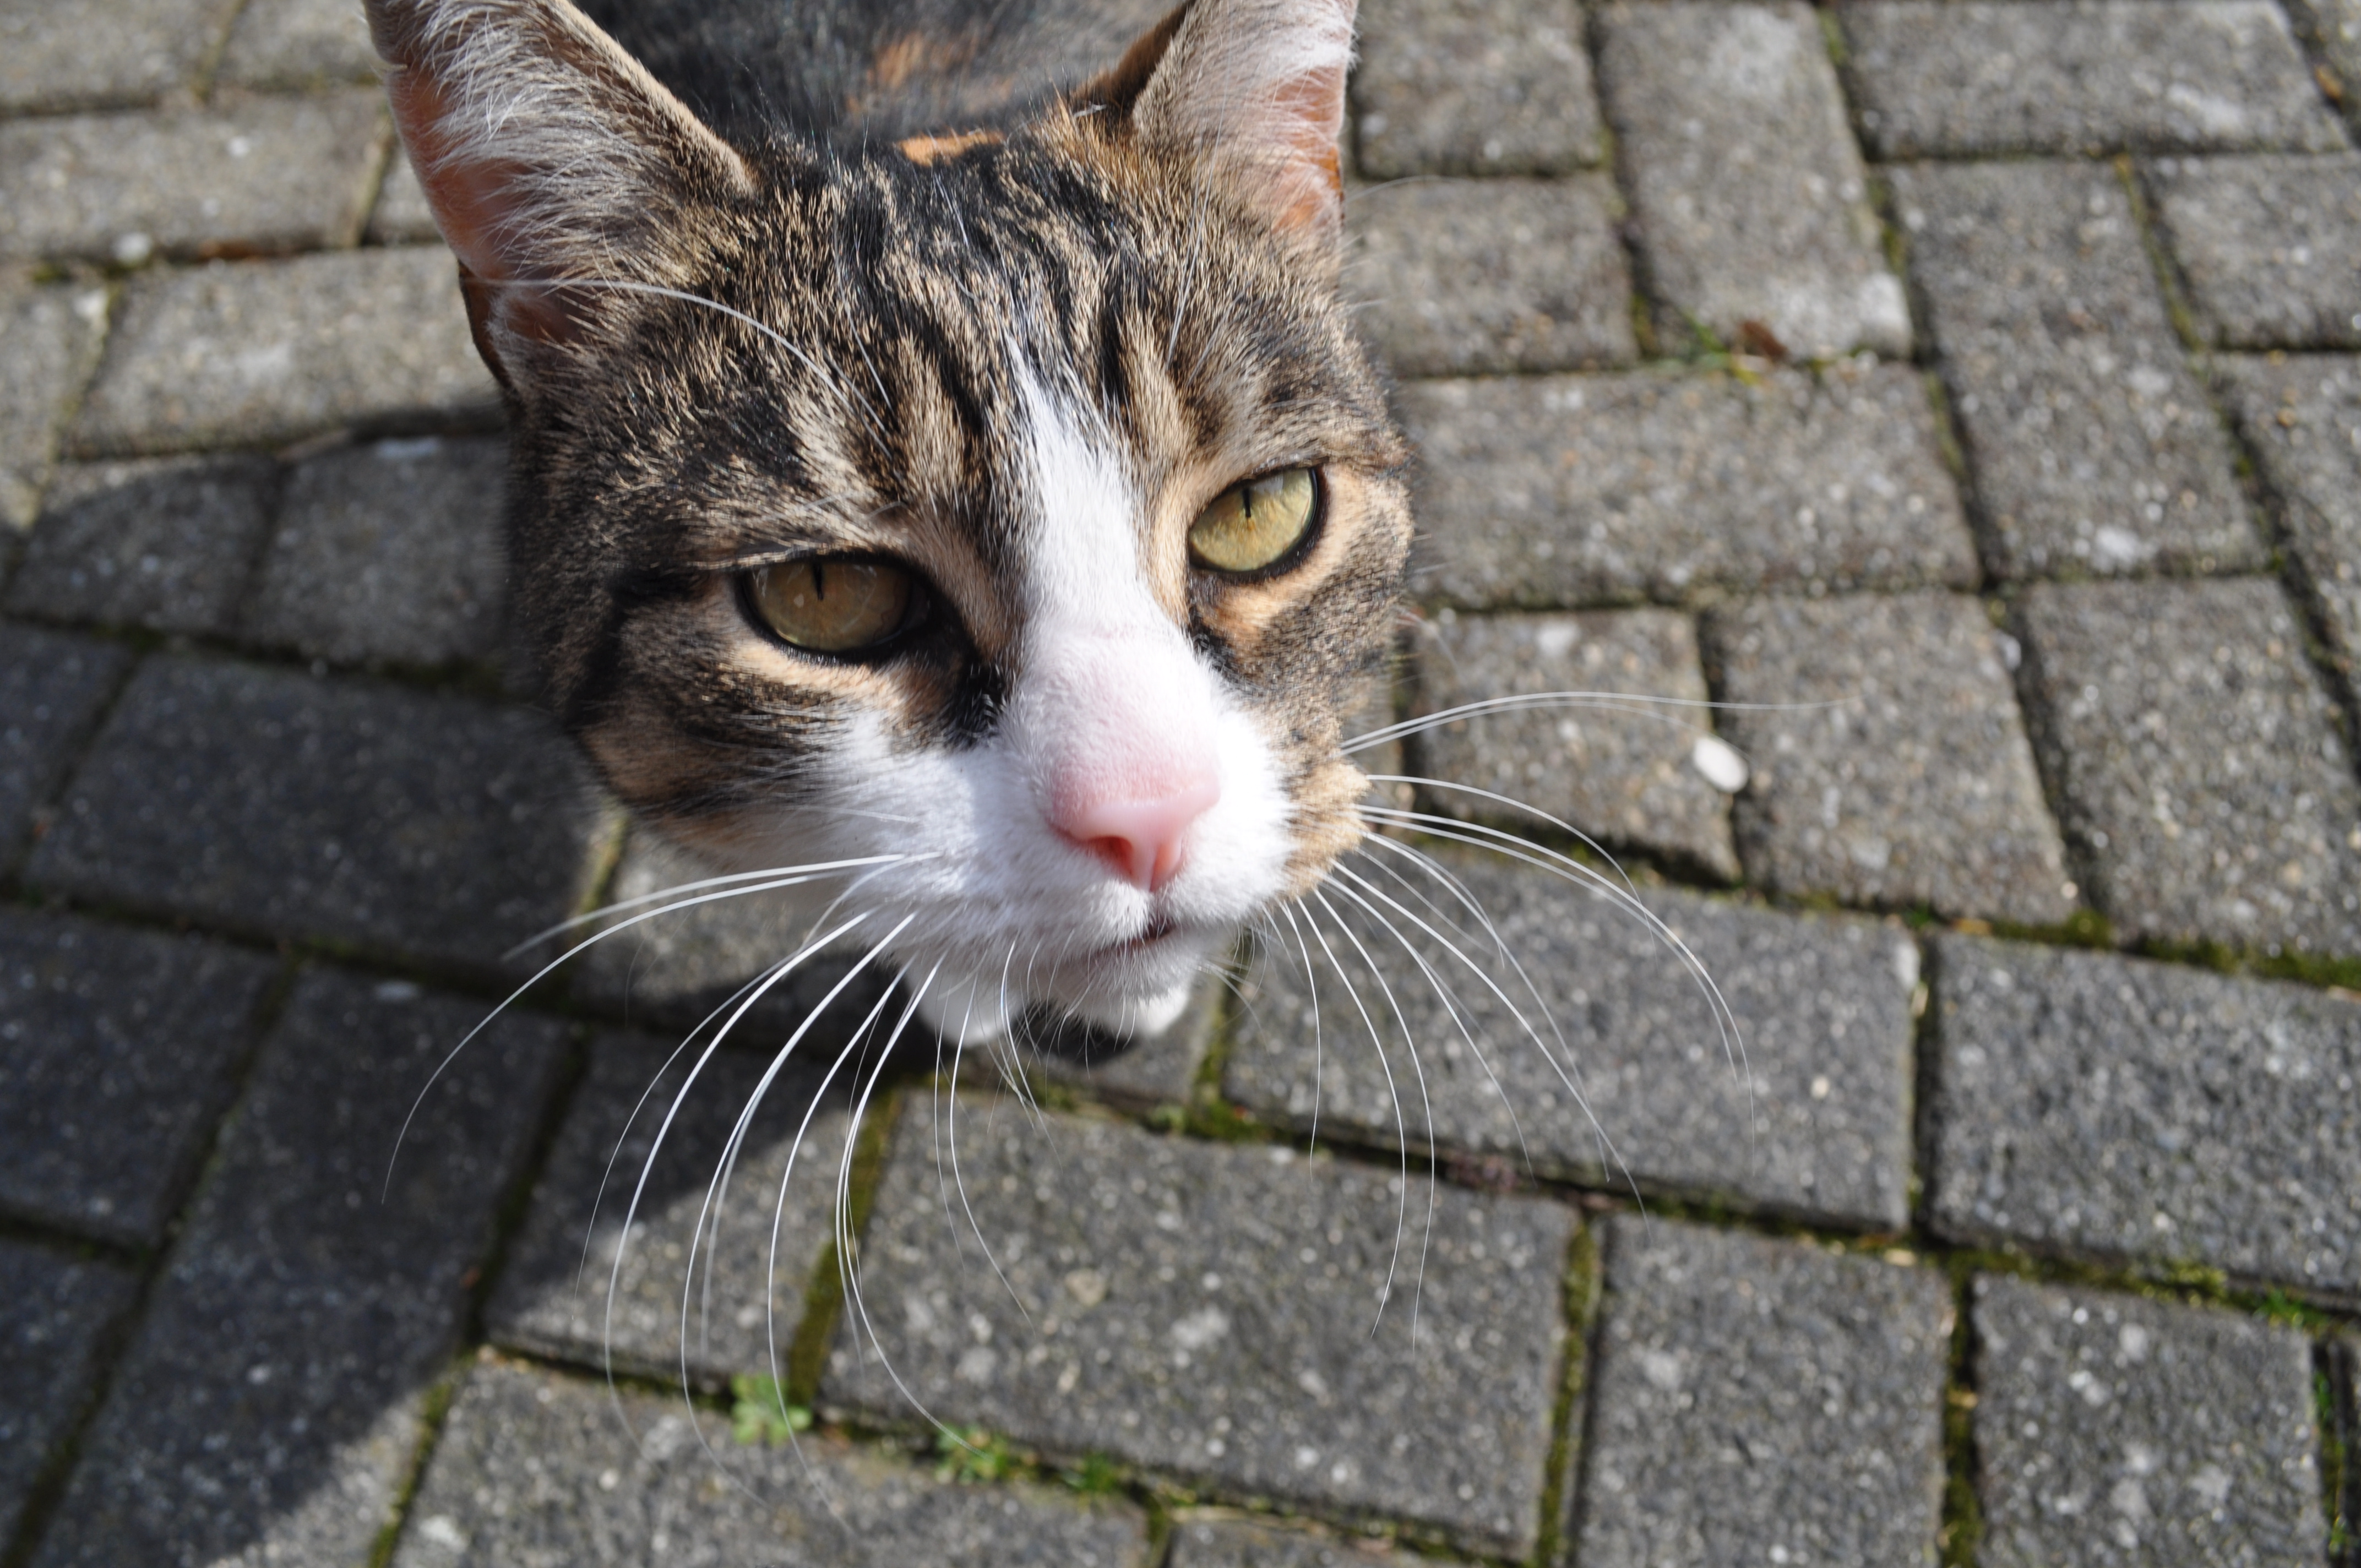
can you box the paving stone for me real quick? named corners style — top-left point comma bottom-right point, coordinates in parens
top-left (825, 1099), bottom-right (1575, 1555)
top-left (367, 148), bottom-right (444, 247)
top-left (1894, 161), bottom-right (2261, 581)
top-left (2218, 353), bottom-right (2361, 663)
top-left (0, 275), bottom-right (111, 529)
top-left (487, 1032), bottom-right (856, 1390)
top-left (1599, 2), bottom-right (1910, 361)
top-left (0, 1243), bottom-right (137, 1545)
top-left (242, 434), bottom-right (507, 668)
top-left (392, 1358), bottom-right (1151, 1568)
top-left (1399, 364), bottom-right (1976, 609)
top-left (29, 968), bottom-right (568, 1568)
top-left (0, 624), bottom-right (128, 865)
top-left (1168, 1515), bottom-right (1427, 1566)
top-left (1929, 933), bottom-right (2361, 1294)
top-left (4, 455), bottom-right (275, 635)
top-left (1845, 2), bottom-right (2348, 159)
top-left (218, 0), bottom-right (383, 88)
top-left (1705, 591), bottom-right (2072, 924)
top-left (2018, 578), bottom-right (2361, 955)
top-left (0, 0), bottom-right (241, 115)
top-left (1350, 177), bottom-right (1636, 377)
top-left (1972, 1275), bottom-right (2322, 1566)
top-left (0, 907), bottom-right (275, 1246)
top-left (0, 90), bottom-right (385, 264)
top-left (1351, 0), bottom-right (1600, 178)
top-left (1411, 607), bottom-right (1738, 878)
top-left (68, 247), bottom-right (499, 458)
top-left (29, 654), bottom-right (605, 972)
top-left (2148, 155), bottom-right (2361, 351)
top-left (1573, 1216), bottom-right (1952, 1568)
top-left (1227, 849), bottom-right (1918, 1228)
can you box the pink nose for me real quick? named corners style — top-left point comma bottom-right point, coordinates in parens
top-left (1051, 780), bottom-right (1219, 892)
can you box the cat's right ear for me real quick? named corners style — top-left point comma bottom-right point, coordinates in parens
top-left (366, 0), bottom-right (755, 373)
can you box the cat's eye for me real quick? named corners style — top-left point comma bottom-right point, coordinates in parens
top-left (744, 557), bottom-right (924, 654)
top-left (1187, 467), bottom-right (1321, 576)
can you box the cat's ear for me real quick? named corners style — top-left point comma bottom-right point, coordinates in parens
top-left (366, 0), bottom-right (755, 362)
top-left (1085, 0), bottom-right (1356, 246)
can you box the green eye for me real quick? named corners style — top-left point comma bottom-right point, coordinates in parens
top-left (746, 557), bottom-right (922, 654)
top-left (1187, 467), bottom-right (1320, 575)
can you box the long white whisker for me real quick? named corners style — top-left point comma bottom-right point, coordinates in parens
top-left (1359, 808), bottom-right (1750, 1140)
top-left (1274, 901), bottom-right (1327, 1155)
top-left (507, 855), bottom-right (917, 955)
top-left (388, 859), bottom-right (912, 1195)
top-left (1325, 868), bottom-right (1536, 1174)
top-left (1362, 776), bottom-right (1636, 895)
top-left (1343, 689), bottom-right (1838, 755)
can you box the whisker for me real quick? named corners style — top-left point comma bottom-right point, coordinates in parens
top-left (508, 855), bottom-right (915, 956)
top-left (1343, 688), bottom-right (1841, 756)
top-left (1273, 901), bottom-right (1327, 1156)
top-left (1358, 807), bottom-right (1751, 1145)
top-left (387, 862), bottom-right (913, 1196)
top-left (1325, 868), bottom-right (1537, 1175)
top-left (1362, 777), bottom-right (1636, 896)
top-left (1298, 893), bottom-right (1422, 1340)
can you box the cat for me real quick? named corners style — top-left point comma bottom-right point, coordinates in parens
top-left (363, 0), bottom-right (1416, 1049)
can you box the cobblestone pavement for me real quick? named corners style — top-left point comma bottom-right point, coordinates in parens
top-left (2, 1), bottom-right (2359, 1564)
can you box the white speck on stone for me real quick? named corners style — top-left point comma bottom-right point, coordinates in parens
top-left (417, 1516), bottom-right (467, 1551)
top-left (2188, 1461), bottom-right (2231, 1510)
top-left (1063, 1268), bottom-right (1108, 1308)
top-left (1534, 622), bottom-right (1580, 659)
top-left (1892, 939), bottom-right (1921, 992)
top-left (2117, 1324), bottom-right (2150, 1363)
top-left (1294, 1446), bottom-right (1320, 1470)
top-left (1690, 733), bottom-right (1749, 792)
top-left (1638, 1348), bottom-right (1685, 1391)
top-left (1169, 1306), bottom-right (1230, 1353)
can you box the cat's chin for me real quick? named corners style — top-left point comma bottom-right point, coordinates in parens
top-left (907, 930), bottom-right (1214, 1046)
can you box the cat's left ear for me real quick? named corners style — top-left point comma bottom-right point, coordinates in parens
top-left (1084, 0), bottom-right (1356, 248)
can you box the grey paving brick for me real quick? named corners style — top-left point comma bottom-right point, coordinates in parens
top-left (1972, 1276), bottom-right (2322, 1567)
top-left (1226, 850), bottom-right (1918, 1228)
top-left (0, 624), bottom-right (128, 865)
top-left (0, 1243), bottom-right (137, 1545)
top-left (30, 968), bottom-right (567, 1568)
top-left (1599, 2), bottom-right (1910, 361)
top-left (487, 1032), bottom-right (853, 1389)
top-left (2019, 578), bottom-right (2361, 955)
top-left (1169, 1515), bottom-right (1426, 1566)
top-left (68, 247), bottom-right (498, 458)
top-left (1894, 161), bottom-right (2261, 580)
top-left (1411, 607), bottom-right (1738, 878)
top-left (29, 654), bottom-right (604, 971)
top-left (1845, 2), bottom-right (2348, 159)
top-left (367, 148), bottom-right (444, 247)
top-left (242, 434), bottom-right (507, 668)
top-left (218, 0), bottom-right (383, 88)
top-left (1573, 1217), bottom-right (1952, 1568)
top-left (0, 276), bottom-right (110, 529)
top-left (1705, 591), bottom-right (2073, 924)
top-left (825, 1099), bottom-right (1575, 1554)
top-left (4, 455), bottom-right (275, 635)
top-left (0, 0), bottom-right (241, 115)
top-left (0, 90), bottom-right (384, 265)
top-left (0, 907), bottom-right (275, 1246)
top-left (393, 1358), bottom-right (1151, 1568)
top-left (1351, 0), bottom-right (1600, 178)
top-left (1930, 934), bottom-right (2361, 1294)
top-left (1350, 177), bottom-right (1636, 377)
top-left (572, 830), bottom-right (897, 1049)
top-left (2218, 353), bottom-right (2361, 663)
top-left (1399, 364), bottom-right (1976, 609)
top-left (2148, 155), bottom-right (2361, 351)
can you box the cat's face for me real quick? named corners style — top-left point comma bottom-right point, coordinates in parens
top-left (371, 0), bottom-right (1408, 1036)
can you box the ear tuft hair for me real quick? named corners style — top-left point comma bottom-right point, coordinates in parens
top-left (366, 0), bottom-right (755, 351)
top-left (1096, 0), bottom-right (1356, 244)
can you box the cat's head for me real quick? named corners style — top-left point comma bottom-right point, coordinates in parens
top-left (368, 0), bottom-right (1411, 1038)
